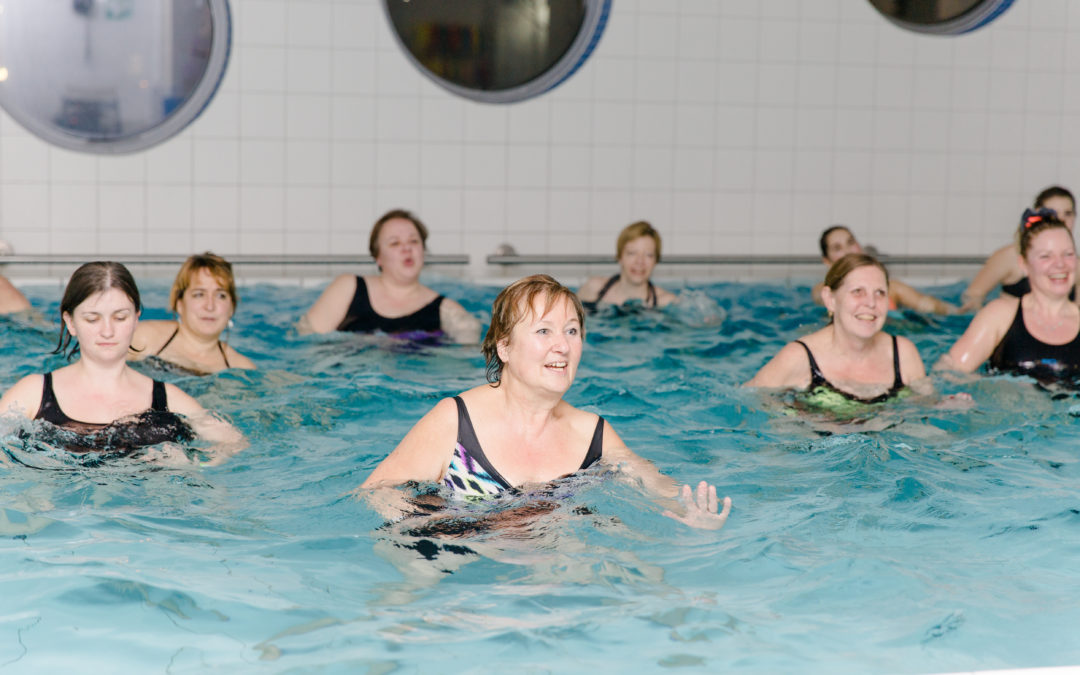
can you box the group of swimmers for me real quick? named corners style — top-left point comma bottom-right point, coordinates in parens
top-left (2, 185), bottom-right (1077, 532)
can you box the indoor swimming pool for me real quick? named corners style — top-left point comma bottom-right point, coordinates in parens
top-left (0, 277), bottom-right (1077, 673)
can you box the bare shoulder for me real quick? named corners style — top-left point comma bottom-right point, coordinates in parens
top-left (978, 295), bottom-right (1021, 323)
top-left (744, 340), bottom-right (811, 388)
top-left (300, 273), bottom-right (359, 334)
top-left (131, 320), bottom-right (176, 351)
top-left (163, 382), bottom-right (205, 416)
top-left (576, 276), bottom-right (606, 301)
top-left (0, 276), bottom-right (30, 313)
top-left (224, 345), bottom-right (256, 369)
top-left (654, 285), bottom-right (679, 307)
top-left (894, 335), bottom-right (927, 375)
top-left (0, 373), bottom-right (45, 417)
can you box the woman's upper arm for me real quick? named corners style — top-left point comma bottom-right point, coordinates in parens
top-left (129, 321), bottom-right (168, 361)
top-left (963, 246), bottom-right (1014, 307)
top-left (164, 383), bottom-right (245, 446)
top-left (227, 348), bottom-right (256, 370)
top-left (361, 397), bottom-right (458, 489)
top-left (939, 299), bottom-right (1012, 372)
top-left (299, 274), bottom-right (356, 335)
top-left (576, 277), bottom-right (603, 303)
top-left (0, 374), bottom-right (43, 419)
top-left (896, 336), bottom-right (927, 383)
top-left (439, 299), bottom-right (481, 344)
top-left (744, 343), bottom-right (806, 388)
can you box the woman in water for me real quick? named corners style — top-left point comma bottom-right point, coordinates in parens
top-left (129, 252), bottom-right (254, 375)
top-left (0, 262), bottom-right (244, 460)
top-left (961, 186), bottom-right (1076, 311)
top-left (0, 276), bottom-right (30, 314)
top-left (577, 221), bottom-right (678, 310)
top-left (360, 274), bottom-right (730, 529)
top-left (298, 209), bottom-right (480, 343)
top-left (938, 210), bottom-right (1080, 381)
top-left (745, 253), bottom-right (928, 403)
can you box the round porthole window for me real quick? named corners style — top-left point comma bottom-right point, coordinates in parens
top-left (383, 0), bottom-right (611, 104)
top-left (866, 0), bottom-right (1015, 35)
top-left (0, 0), bottom-right (231, 154)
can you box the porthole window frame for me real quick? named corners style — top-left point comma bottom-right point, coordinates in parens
top-left (381, 0), bottom-right (612, 104)
top-left (869, 0), bottom-right (1016, 35)
top-left (0, 0), bottom-right (232, 155)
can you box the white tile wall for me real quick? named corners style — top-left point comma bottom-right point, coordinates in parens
top-left (1, 0), bottom-right (1079, 274)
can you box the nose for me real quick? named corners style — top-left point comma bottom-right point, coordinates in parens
top-left (551, 331), bottom-right (569, 353)
top-left (100, 317), bottom-right (116, 337)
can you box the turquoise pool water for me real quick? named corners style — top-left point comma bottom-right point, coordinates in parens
top-left (1, 278), bottom-right (1078, 673)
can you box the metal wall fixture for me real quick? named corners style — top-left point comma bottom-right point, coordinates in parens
top-left (382, 0), bottom-right (611, 104)
top-left (866, 0), bottom-right (1016, 35)
top-left (0, 0), bottom-right (232, 154)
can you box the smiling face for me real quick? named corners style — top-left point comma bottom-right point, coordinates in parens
top-left (822, 228), bottom-right (863, 264)
top-left (375, 218), bottom-right (425, 280)
top-left (176, 267), bottom-right (233, 339)
top-left (822, 264), bottom-right (889, 339)
top-left (1021, 227), bottom-right (1077, 297)
top-left (1041, 195), bottom-right (1076, 231)
top-left (497, 294), bottom-right (583, 396)
top-left (618, 235), bottom-right (659, 285)
top-left (63, 287), bottom-right (139, 363)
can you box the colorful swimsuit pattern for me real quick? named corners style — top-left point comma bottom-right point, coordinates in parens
top-left (794, 335), bottom-right (907, 412)
top-left (442, 396), bottom-right (604, 498)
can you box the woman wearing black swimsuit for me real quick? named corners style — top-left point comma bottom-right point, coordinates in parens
top-left (939, 210), bottom-right (1080, 381)
top-left (130, 253), bottom-right (254, 375)
top-left (0, 262), bottom-right (244, 461)
top-left (745, 253), bottom-right (928, 402)
top-left (297, 209), bottom-right (480, 342)
top-left (577, 221), bottom-right (678, 311)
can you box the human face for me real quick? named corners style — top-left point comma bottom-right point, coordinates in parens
top-left (176, 268), bottom-right (233, 338)
top-left (823, 265), bottom-right (889, 339)
top-left (619, 236), bottom-right (658, 285)
top-left (375, 218), bottom-right (425, 280)
top-left (62, 287), bottom-right (139, 362)
top-left (1041, 195), bottom-right (1076, 231)
top-left (497, 294), bottom-right (583, 395)
top-left (823, 228), bottom-right (862, 264)
top-left (1022, 228), bottom-right (1076, 296)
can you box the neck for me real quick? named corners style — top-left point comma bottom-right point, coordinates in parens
top-left (827, 324), bottom-right (878, 355)
top-left (376, 272), bottom-right (422, 294)
top-left (497, 376), bottom-right (562, 429)
top-left (175, 320), bottom-right (223, 351)
top-left (71, 355), bottom-right (129, 383)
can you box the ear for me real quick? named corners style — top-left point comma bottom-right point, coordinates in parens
top-left (496, 337), bottom-right (510, 364)
top-left (821, 286), bottom-right (837, 315)
top-left (62, 312), bottom-right (75, 336)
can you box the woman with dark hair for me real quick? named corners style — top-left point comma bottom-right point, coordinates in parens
top-left (130, 252), bottom-right (254, 375)
top-left (359, 274), bottom-right (730, 529)
top-left (0, 262), bottom-right (244, 460)
top-left (298, 209), bottom-right (480, 343)
top-left (577, 221), bottom-right (678, 310)
top-left (745, 253), bottom-right (927, 403)
top-left (939, 210), bottom-right (1080, 380)
top-left (961, 186), bottom-right (1077, 311)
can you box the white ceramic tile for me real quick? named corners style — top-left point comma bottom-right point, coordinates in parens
top-left (50, 228), bottom-right (98, 255)
top-left (240, 231), bottom-right (285, 255)
top-left (952, 31), bottom-right (992, 69)
top-left (834, 66), bottom-right (876, 108)
top-left (636, 12), bottom-right (677, 59)
top-left (507, 146), bottom-right (549, 188)
top-left (678, 14), bottom-right (719, 60)
top-left (798, 22), bottom-right (838, 64)
top-left (589, 191), bottom-right (633, 231)
top-left (51, 185), bottom-right (97, 230)
top-left (287, 49), bottom-right (333, 94)
top-left (591, 57), bottom-right (638, 102)
top-left (419, 189), bottom-right (463, 231)
top-left (912, 34), bottom-right (954, 68)
top-left (1, 137), bottom-right (49, 181)
top-left (791, 193), bottom-right (833, 236)
top-left (753, 149), bottom-right (794, 192)
top-left (287, 1), bottom-right (332, 47)
top-left (983, 154), bottom-right (1024, 193)
top-left (374, 50), bottom-right (424, 97)
top-left (240, 140), bottom-right (286, 184)
top-left (507, 100), bottom-right (552, 144)
top-left (794, 109), bottom-right (834, 149)
top-left (547, 190), bottom-right (590, 232)
top-left (759, 20), bottom-right (798, 63)
top-left (986, 70), bottom-right (1026, 113)
top-left (463, 145), bottom-right (506, 189)
top-left (1023, 114), bottom-right (1063, 154)
top-left (871, 153), bottom-right (910, 193)
top-left (590, 103), bottom-right (634, 145)
top-left (950, 70), bottom-right (990, 112)
top-left (96, 231), bottom-right (144, 255)
top-left (1024, 72), bottom-right (1066, 114)
top-left (236, 0), bottom-right (286, 45)
top-left (873, 110), bottom-right (911, 151)
top-left (794, 151), bottom-right (833, 192)
top-left (910, 111), bottom-right (950, 152)
top-left (944, 195), bottom-right (985, 234)
top-left (373, 188), bottom-right (421, 217)
top-left (675, 104), bottom-right (715, 148)
top-left (418, 98), bottom-right (465, 143)
top-left (754, 107), bottom-right (797, 149)
top-left (194, 140), bottom-right (239, 185)
top-left (911, 68), bottom-right (951, 109)
top-left (418, 144), bottom-right (462, 189)
top-left (48, 148), bottom-right (98, 183)
top-left (550, 101), bottom-right (592, 145)
top-left (285, 187), bottom-right (331, 234)
top-left (670, 191), bottom-right (713, 232)
top-left (193, 92), bottom-right (240, 141)
top-left (757, 65), bottom-right (798, 106)
top-left (630, 190), bottom-right (673, 227)
top-left (875, 67), bottom-right (915, 108)
top-left (714, 148), bottom-right (755, 190)
top-left (549, 147), bottom-right (591, 189)
top-left (948, 112), bottom-right (987, 153)
top-left (462, 189), bottom-right (506, 233)
top-left (241, 93), bottom-right (286, 139)
top-left (591, 147), bottom-right (634, 190)
top-left (1059, 114), bottom-right (1080, 154)
top-left (193, 186), bottom-right (240, 231)
top-left (98, 185), bottom-right (145, 231)
top-left (331, 96), bottom-right (376, 141)
top-left (330, 187), bottom-right (376, 231)
top-left (796, 65), bottom-right (836, 107)
top-left (634, 60), bottom-right (678, 103)
top-left (505, 190), bottom-right (549, 233)
top-left (634, 103), bottom-right (676, 146)
top-left (333, 50), bottom-right (377, 95)
top-left (146, 186), bottom-right (193, 231)
top-left (715, 64), bottom-right (758, 105)
top-left (718, 17), bottom-right (758, 63)
top-left (833, 108), bottom-right (874, 150)
top-left (463, 105), bottom-right (508, 144)
top-left (191, 231), bottom-right (240, 255)
top-left (284, 230), bottom-right (330, 254)
top-left (145, 139), bottom-right (193, 184)
top-left (328, 231), bottom-right (368, 256)
top-left (286, 96), bottom-right (332, 139)
top-left (908, 153), bottom-right (949, 193)
top-left (331, 3), bottom-right (379, 50)
top-left (286, 141), bottom-right (331, 186)
top-left (990, 28), bottom-right (1027, 70)
top-left (239, 47), bottom-right (287, 92)
top-left (5, 230), bottom-right (51, 255)
top-left (375, 143), bottom-right (420, 187)
top-left (832, 151), bottom-right (873, 192)
top-left (240, 186), bottom-right (285, 230)
top-left (633, 147), bottom-right (673, 190)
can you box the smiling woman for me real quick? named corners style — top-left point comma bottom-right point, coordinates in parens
top-left (358, 273), bottom-right (730, 530)
top-left (745, 253), bottom-right (927, 405)
top-left (577, 221), bottom-right (678, 311)
top-left (0, 261), bottom-right (243, 460)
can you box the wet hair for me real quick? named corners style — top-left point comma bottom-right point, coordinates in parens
top-left (823, 253), bottom-right (889, 292)
top-left (54, 261), bottom-right (141, 359)
top-left (1034, 185), bottom-right (1075, 212)
top-left (482, 274), bottom-right (585, 386)
top-left (369, 209), bottom-right (429, 259)
top-left (615, 221), bottom-right (662, 262)
top-left (1016, 208), bottom-right (1070, 258)
top-left (819, 225), bottom-right (852, 259)
top-left (169, 252), bottom-right (237, 313)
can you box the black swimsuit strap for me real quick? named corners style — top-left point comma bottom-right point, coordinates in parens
top-left (151, 380), bottom-right (168, 412)
top-left (594, 274), bottom-right (621, 304)
top-left (795, 340), bottom-right (827, 389)
top-left (580, 416), bottom-right (604, 470)
top-left (889, 334), bottom-right (903, 392)
top-left (155, 327), bottom-right (179, 356)
top-left (217, 341), bottom-right (231, 369)
top-left (646, 281), bottom-right (657, 308)
top-left (453, 396), bottom-right (513, 490)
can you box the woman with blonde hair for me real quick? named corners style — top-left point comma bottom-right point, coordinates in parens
top-left (577, 221), bottom-right (678, 310)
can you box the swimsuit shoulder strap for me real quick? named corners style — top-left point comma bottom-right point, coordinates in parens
top-left (155, 327), bottom-right (179, 356)
top-left (795, 340), bottom-right (826, 389)
top-left (151, 380), bottom-right (168, 412)
top-left (35, 371), bottom-right (67, 423)
top-left (890, 334), bottom-right (903, 392)
top-left (452, 396), bottom-right (513, 490)
top-left (647, 281), bottom-right (657, 308)
top-left (579, 415), bottom-right (604, 470)
top-left (217, 341), bottom-right (231, 369)
top-left (594, 274), bottom-right (621, 304)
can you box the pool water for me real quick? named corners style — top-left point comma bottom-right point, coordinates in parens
top-left (1, 277), bottom-right (1078, 673)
